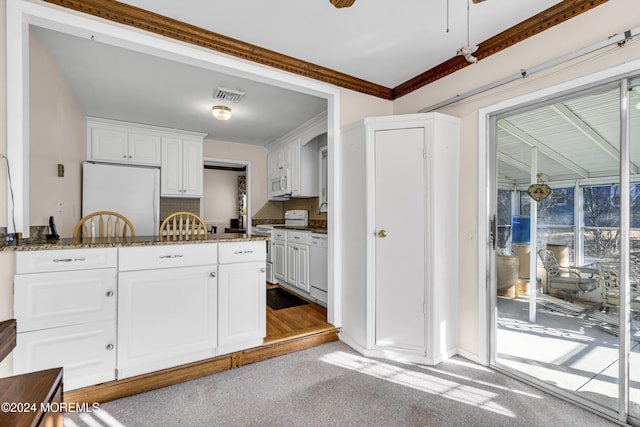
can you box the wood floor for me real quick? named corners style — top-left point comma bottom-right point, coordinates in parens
top-left (265, 284), bottom-right (335, 344)
top-left (65, 283), bottom-right (339, 405)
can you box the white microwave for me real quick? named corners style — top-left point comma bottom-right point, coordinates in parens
top-left (269, 169), bottom-right (291, 199)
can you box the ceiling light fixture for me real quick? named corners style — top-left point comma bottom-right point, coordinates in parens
top-left (212, 105), bottom-right (232, 121)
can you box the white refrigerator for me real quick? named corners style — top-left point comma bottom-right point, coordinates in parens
top-left (82, 162), bottom-right (160, 236)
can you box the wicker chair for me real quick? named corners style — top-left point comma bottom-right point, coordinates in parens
top-left (73, 211), bottom-right (135, 243)
top-left (160, 212), bottom-right (208, 241)
top-left (537, 249), bottom-right (598, 302)
top-left (597, 262), bottom-right (640, 313)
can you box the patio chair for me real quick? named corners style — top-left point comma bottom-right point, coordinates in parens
top-left (537, 249), bottom-right (598, 302)
top-left (597, 262), bottom-right (640, 313)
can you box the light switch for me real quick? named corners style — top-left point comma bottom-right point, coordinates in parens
top-left (57, 164), bottom-right (64, 177)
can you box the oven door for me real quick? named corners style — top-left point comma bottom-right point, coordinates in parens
top-left (265, 239), bottom-right (272, 263)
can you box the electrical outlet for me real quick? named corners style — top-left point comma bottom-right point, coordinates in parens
top-left (57, 200), bottom-right (63, 212)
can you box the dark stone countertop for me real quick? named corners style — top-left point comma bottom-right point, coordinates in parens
top-left (272, 225), bottom-right (328, 234)
top-left (0, 233), bottom-right (269, 252)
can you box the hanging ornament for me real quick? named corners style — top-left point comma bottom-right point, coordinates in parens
top-left (527, 172), bottom-right (551, 202)
top-left (456, 0), bottom-right (478, 64)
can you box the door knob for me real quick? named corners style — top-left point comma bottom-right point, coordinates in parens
top-left (378, 229), bottom-right (388, 238)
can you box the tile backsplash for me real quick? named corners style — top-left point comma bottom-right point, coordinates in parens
top-left (160, 198), bottom-right (201, 221)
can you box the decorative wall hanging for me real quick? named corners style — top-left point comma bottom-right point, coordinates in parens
top-left (527, 172), bottom-right (551, 202)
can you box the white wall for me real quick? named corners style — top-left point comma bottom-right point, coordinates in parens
top-left (202, 168), bottom-right (244, 228)
top-left (29, 27), bottom-right (86, 238)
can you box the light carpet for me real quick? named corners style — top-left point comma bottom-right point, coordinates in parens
top-left (64, 341), bottom-right (617, 426)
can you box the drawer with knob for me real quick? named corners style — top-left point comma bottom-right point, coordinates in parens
top-left (13, 320), bottom-right (116, 391)
top-left (14, 268), bottom-right (116, 333)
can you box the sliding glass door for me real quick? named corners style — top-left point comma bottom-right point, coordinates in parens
top-left (492, 79), bottom-right (639, 420)
top-left (628, 79), bottom-right (640, 420)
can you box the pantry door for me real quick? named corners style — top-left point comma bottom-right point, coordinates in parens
top-left (374, 127), bottom-right (427, 352)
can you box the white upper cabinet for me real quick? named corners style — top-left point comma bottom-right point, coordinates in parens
top-left (267, 112), bottom-right (326, 200)
top-left (87, 117), bottom-right (205, 197)
top-left (87, 118), bottom-right (162, 166)
top-left (161, 137), bottom-right (203, 197)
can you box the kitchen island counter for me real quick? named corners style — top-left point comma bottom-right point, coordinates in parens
top-left (0, 233), bottom-right (268, 252)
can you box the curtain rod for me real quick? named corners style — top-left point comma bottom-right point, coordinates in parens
top-left (419, 27), bottom-right (640, 113)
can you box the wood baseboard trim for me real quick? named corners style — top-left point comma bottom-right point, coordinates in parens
top-left (243, 328), bottom-right (339, 366)
top-left (64, 328), bottom-right (339, 405)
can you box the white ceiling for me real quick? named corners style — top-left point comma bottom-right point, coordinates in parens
top-left (34, 0), bottom-right (564, 146)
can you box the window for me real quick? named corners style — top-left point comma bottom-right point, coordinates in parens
top-left (520, 187), bottom-right (575, 263)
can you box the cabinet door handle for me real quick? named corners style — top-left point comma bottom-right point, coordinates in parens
top-left (159, 254), bottom-right (184, 259)
top-left (260, 268), bottom-right (266, 273)
top-left (106, 344), bottom-right (114, 351)
top-left (105, 290), bottom-right (114, 297)
top-left (53, 257), bottom-right (86, 263)
top-left (210, 272), bottom-right (217, 278)
top-left (234, 250), bottom-right (254, 254)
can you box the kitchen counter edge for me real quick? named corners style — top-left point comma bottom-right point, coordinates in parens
top-left (0, 234), bottom-right (269, 252)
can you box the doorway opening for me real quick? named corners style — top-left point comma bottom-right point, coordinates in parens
top-left (202, 158), bottom-right (250, 234)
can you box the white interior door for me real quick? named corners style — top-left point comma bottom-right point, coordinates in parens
top-left (374, 127), bottom-right (427, 352)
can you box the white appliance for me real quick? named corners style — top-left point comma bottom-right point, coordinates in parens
top-left (82, 162), bottom-right (160, 236)
top-left (309, 234), bottom-right (328, 304)
top-left (252, 224), bottom-right (277, 283)
top-left (269, 168), bottom-right (291, 199)
top-left (283, 209), bottom-right (308, 226)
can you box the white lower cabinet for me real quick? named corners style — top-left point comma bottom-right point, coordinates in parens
top-left (286, 242), bottom-right (309, 292)
top-left (217, 261), bottom-right (266, 354)
top-left (14, 320), bottom-right (116, 391)
top-left (285, 231), bottom-right (310, 293)
top-left (273, 240), bottom-right (287, 282)
top-left (117, 244), bottom-right (218, 379)
top-left (13, 248), bottom-right (117, 391)
top-left (13, 241), bottom-right (267, 388)
top-left (217, 242), bottom-right (266, 354)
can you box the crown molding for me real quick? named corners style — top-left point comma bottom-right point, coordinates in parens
top-left (42, 0), bottom-right (607, 101)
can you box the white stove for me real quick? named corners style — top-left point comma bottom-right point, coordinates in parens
top-left (251, 210), bottom-right (309, 236)
top-left (252, 224), bottom-right (279, 236)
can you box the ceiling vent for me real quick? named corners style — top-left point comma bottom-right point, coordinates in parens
top-left (214, 87), bottom-right (245, 104)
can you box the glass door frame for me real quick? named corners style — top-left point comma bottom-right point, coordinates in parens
top-left (482, 69), bottom-right (640, 424)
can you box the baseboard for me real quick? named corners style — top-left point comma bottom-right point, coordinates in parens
top-left (65, 328), bottom-right (339, 405)
top-left (455, 348), bottom-right (483, 364)
top-left (339, 333), bottom-right (440, 366)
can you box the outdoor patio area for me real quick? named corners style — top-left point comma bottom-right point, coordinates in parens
top-left (497, 294), bottom-right (640, 414)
